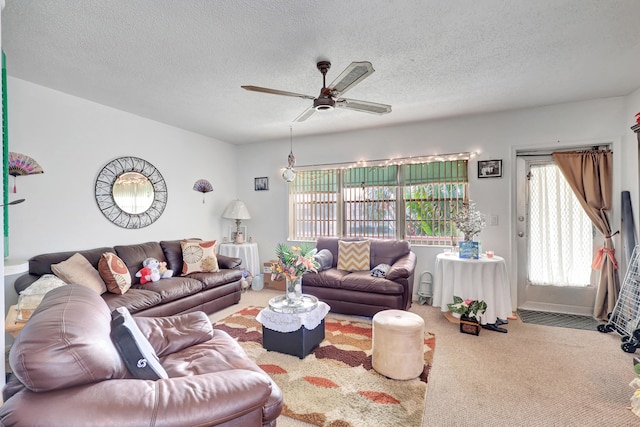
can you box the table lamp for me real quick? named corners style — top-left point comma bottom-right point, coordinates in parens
top-left (222, 200), bottom-right (251, 243)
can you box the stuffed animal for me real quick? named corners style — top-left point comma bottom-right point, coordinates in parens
top-left (158, 261), bottom-right (173, 278)
top-left (136, 267), bottom-right (154, 285)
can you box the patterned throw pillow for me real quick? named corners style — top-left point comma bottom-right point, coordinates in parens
top-left (337, 240), bottom-right (371, 272)
top-left (20, 274), bottom-right (67, 295)
top-left (51, 253), bottom-right (107, 295)
top-left (180, 240), bottom-right (219, 275)
top-left (98, 252), bottom-right (132, 294)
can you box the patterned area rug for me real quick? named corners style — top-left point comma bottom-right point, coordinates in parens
top-left (214, 307), bottom-right (436, 427)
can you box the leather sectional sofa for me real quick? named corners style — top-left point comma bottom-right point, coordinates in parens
top-left (14, 239), bottom-right (243, 317)
top-left (1, 284), bottom-right (283, 426)
top-left (302, 237), bottom-right (417, 317)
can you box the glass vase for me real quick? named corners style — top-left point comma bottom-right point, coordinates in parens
top-left (285, 277), bottom-right (303, 304)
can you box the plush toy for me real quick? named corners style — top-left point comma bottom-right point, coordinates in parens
top-left (136, 267), bottom-right (154, 285)
top-left (158, 261), bottom-right (173, 278)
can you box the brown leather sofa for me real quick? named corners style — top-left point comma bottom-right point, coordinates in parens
top-left (302, 237), bottom-right (417, 317)
top-left (14, 240), bottom-right (243, 317)
top-left (1, 285), bottom-right (283, 426)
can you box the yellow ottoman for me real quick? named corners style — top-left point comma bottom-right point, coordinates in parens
top-left (372, 309), bottom-right (425, 380)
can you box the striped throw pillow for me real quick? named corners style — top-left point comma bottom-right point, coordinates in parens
top-left (337, 240), bottom-right (371, 272)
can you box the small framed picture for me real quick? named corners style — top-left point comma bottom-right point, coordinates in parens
top-left (478, 160), bottom-right (503, 178)
top-left (254, 177), bottom-right (269, 191)
top-left (229, 225), bottom-right (248, 243)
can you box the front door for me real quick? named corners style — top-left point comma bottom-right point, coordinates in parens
top-left (516, 154), bottom-right (598, 315)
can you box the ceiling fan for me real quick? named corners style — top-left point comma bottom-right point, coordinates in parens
top-left (241, 61), bottom-right (392, 122)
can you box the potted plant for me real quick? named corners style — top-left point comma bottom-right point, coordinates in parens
top-left (447, 296), bottom-right (487, 335)
top-left (451, 201), bottom-right (486, 259)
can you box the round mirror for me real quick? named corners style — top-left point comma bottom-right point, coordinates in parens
top-left (95, 157), bottom-right (167, 228)
top-left (113, 172), bottom-right (154, 214)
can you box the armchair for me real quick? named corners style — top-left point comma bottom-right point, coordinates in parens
top-left (1, 285), bottom-right (283, 426)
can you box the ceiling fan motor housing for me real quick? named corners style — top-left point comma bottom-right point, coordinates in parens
top-left (314, 94), bottom-right (335, 111)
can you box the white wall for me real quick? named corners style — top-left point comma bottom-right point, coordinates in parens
top-left (5, 77), bottom-right (238, 308)
top-left (237, 96), bottom-right (630, 308)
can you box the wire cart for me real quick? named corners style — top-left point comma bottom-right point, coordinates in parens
top-left (417, 271), bottom-right (433, 305)
top-left (598, 245), bottom-right (640, 353)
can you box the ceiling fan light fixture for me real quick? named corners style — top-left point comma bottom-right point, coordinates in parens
top-left (283, 126), bottom-right (297, 182)
top-left (313, 95), bottom-right (335, 111)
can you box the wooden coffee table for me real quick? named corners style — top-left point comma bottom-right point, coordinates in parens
top-left (5, 305), bottom-right (26, 338)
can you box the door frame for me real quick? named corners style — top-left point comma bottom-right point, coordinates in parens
top-left (509, 139), bottom-right (622, 315)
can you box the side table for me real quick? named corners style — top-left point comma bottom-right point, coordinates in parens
top-left (5, 305), bottom-right (25, 338)
top-left (217, 242), bottom-right (260, 276)
top-left (257, 297), bottom-right (330, 358)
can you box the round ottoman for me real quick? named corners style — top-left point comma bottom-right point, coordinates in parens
top-left (372, 309), bottom-right (425, 380)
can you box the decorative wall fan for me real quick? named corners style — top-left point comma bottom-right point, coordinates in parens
top-left (242, 61), bottom-right (392, 122)
top-left (8, 152), bottom-right (44, 193)
top-left (193, 179), bottom-right (214, 203)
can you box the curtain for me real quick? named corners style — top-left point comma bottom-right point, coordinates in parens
top-left (552, 150), bottom-right (620, 320)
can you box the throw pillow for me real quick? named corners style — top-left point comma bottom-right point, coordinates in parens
top-left (337, 240), bottom-right (371, 272)
top-left (180, 240), bottom-right (219, 275)
top-left (110, 307), bottom-right (168, 381)
top-left (371, 263), bottom-right (391, 278)
top-left (314, 249), bottom-right (334, 271)
top-left (51, 253), bottom-right (107, 295)
top-left (98, 252), bottom-right (132, 294)
top-left (20, 274), bottom-right (67, 295)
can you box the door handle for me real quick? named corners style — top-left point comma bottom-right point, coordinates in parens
top-left (518, 231), bottom-right (524, 237)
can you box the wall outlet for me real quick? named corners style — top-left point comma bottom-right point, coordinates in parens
top-left (489, 215), bottom-right (499, 226)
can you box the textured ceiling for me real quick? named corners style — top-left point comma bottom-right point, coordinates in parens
top-left (3, 0), bottom-right (640, 144)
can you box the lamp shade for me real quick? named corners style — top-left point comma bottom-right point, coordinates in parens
top-left (222, 200), bottom-right (251, 220)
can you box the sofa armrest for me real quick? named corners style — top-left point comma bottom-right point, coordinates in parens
top-left (217, 254), bottom-right (243, 270)
top-left (385, 251), bottom-right (417, 281)
top-left (134, 312), bottom-right (213, 358)
top-left (0, 370), bottom-right (273, 427)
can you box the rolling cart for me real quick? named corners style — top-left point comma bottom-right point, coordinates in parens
top-left (598, 245), bottom-right (640, 353)
top-left (417, 271), bottom-right (433, 305)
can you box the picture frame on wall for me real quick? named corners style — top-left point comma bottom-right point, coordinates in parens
top-left (255, 177), bottom-right (269, 191)
top-left (478, 160), bottom-right (503, 178)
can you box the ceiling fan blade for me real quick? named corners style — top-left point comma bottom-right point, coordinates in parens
top-left (293, 105), bottom-right (316, 122)
top-left (327, 62), bottom-right (375, 97)
top-left (241, 86), bottom-right (316, 100)
top-left (336, 98), bottom-right (392, 115)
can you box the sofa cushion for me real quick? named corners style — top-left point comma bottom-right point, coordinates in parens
top-left (134, 311), bottom-right (214, 358)
top-left (98, 252), bottom-right (132, 294)
top-left (101, 288), bottom-right (164, 314)
top-left (181, 240), bottom-right (219, 275)
top-left (115, 242), bottom-right (167, 285)
top-left (340, 271), bottom-right (405, 294)
top-left (132, 276), bottom-right (205, 303)
top-left (27, 247), bottom-right (114, 277)
top-left (160, 239), bottom-right (197, 274)
top-left (187, 270), bottom-right (243, 290)
top-left (301, 268), bottom-right (351, 289)
top-left (9, 285), bottom-right (127, 392)
top-left (110, 307), bottom-right (168, 380)
top-left (51, 253), bottom-right (107, 295)
top-left (337, 240), bottom-right (371, 272)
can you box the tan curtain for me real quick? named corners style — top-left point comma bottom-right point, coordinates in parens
top-left (552, 150), bottom-right (620, 320)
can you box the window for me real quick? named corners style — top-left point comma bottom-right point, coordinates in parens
top-left (289, 158), bottom-right (468, 245)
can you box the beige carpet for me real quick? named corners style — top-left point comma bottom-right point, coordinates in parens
top-left (210, 289), bottom-right (640, 426)
top-left (214, 306), bottom-right (434, 427)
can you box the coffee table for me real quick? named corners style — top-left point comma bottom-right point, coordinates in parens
top-left (257, 295), bottom-right (330, 358)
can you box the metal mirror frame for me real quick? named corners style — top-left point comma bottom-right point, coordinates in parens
top-left (95, 156), bottom-right (167, 229)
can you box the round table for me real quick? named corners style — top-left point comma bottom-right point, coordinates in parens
top-left (217, 242), bottom-right (260, 276)
top-left (432, 253), bottom-right (512, 325)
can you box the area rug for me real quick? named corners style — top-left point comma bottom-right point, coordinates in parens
top-left (517, 309), bottom-right (602, 331)
top-left (214, 307), bottom-right (435, 427)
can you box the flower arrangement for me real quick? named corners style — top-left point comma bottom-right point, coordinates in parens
top-left (447, 296), bottom-right (487, 322)
top-left (452, 200), bottom-right (486, 241)
top-left (270, 242), bottom-right (320, 282)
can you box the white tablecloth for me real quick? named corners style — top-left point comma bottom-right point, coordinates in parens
top-left (256, 301), bottom-right (331, 333)
top-left (432, 253), bottom-right (512, 325)
top-left (217, 242), bottom-right (260, 276)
